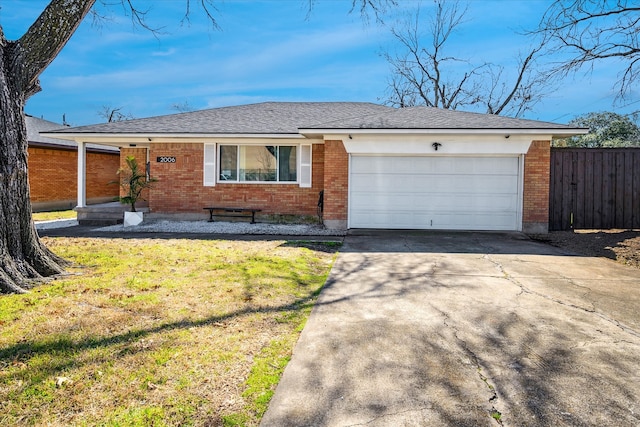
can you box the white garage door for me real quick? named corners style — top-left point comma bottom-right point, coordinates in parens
top-left (349, 156), bottom-right (521, 230)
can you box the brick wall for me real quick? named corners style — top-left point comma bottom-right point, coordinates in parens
top-left (523, 140), bottom-right (551, 233)
top-left (28, 146), bottom-right (119, 210)
top-left (322, 140), bottom-right (349, 227)
top-left (87, 151), bottom-right (120, 199)
top-left (146, 143), bottom-right (324, 217)
top-left (119, 147), bottom-right (150, 204)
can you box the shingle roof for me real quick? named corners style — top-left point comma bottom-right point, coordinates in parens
top-left (27, 116), bottom-right (119, 152)
top-left (304, 106), bottom-right (577, 130)
top-left (47, 102), bottom-right (582, 136)
top-left (27, 116), bottom-right (74, 146)
top-left (50, 102), bottom-right (394, 135)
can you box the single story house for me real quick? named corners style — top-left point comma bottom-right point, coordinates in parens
top-left (43, 102), bottom-right (587, 232)
top-left (27, 115), bottom-right (120, 212)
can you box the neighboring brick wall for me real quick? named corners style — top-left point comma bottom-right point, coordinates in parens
top-left (28, 146), bottom-right (119, 211)
top-left (87, 151), bottom-right (120, 199)
top-left (147, 143), bottom-right (324, 217)
top-left (322, 140), bottom-right (349, 227)
top-left (29, 147), bottom-right (76, 204)
top-left (523, 140), bottom-right (551, 233)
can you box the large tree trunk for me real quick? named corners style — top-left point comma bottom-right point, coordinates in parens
top-left (0, 0), bottom-right (95, 293)
top-left (0, 81), bottom-right (67, 293)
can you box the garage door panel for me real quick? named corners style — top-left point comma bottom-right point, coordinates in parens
top-left (351, 211), bottom-right (517, 230)
top-left (449, 157), bottom-right (517, 174)
top-left (446, 176), bottom-right (517, 193)
top-left (351, 192), bottom-right (517, 211)
top-left (351, 157), bottom-right (409, 173)
top-left (351, 156), bottom-right (518, 175)
top-left (352, 174), bottom-right (518, 194)
top-left (350, 156), bottom-right (520, 230)
top-left (460, 176), bottom-right (518, 193)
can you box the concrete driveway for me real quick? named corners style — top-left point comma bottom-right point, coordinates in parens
top-left (261, 231), bottom-right (640, 427)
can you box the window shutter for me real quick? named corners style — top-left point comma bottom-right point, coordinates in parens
top-left (300, 144), bottom-right (312, 188)
top-left (203, 143), bottom-right (216, 186)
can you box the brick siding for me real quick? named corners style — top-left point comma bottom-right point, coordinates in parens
top-left (28, 146), bottom-right (119, 209)
top-left (145, 143), bottom-right (324, 216)
top-left (322, 140), bottom-right (349, 222)
top-left (523, 140), bottom-right (551, 233)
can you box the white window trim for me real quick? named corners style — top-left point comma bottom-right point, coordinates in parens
top-left (203, 143), bottom-right (216, 186)
top-left (212, 143), bottom-right (311, 187)
top-left (299, 144), bottom-right (312, 188)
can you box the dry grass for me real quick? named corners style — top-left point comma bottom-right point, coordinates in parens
top-left (32, 210), bottom-right (77, 221)
top-left (0, 237), bottom-right (338, 426)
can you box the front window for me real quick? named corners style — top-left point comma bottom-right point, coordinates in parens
top-left (219, 145), bottom-right (297, 182)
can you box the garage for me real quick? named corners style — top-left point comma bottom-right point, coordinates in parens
top-left (349, 155), bottom-right (521, 230)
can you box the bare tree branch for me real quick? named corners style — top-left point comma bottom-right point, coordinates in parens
top-left (532, 0), bottom-right (640, 100)
top-left (306, 0), bottom-right (397, 23)
top-left (489, 42), bottom-right (547, 116)
top-left (350, 0), bottom-right (398, 24)
top-left (181, 0), bottom-right (220, 29)
top-left (383, 1), bottom-right (546, 116)
top-left (172, 101), bottom-right (195, 112)
top-left (98, 105), bottom-right (134, 122)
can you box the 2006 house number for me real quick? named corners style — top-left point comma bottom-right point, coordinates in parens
top-left (157, 156), bottom-right (176, 163)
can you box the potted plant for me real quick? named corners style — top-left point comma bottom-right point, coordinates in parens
top-left (112, 155), bottom-right (157, 226)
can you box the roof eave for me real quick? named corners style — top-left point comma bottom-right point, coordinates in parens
top-left (40, 132), bottom-right (306, 142)
top-left (299, 128), bottom-right (589, 138)
top-left (28, 141), bottom-right (119, 153)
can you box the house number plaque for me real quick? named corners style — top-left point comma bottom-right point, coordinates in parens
top-left (156, 156), bottom-right (176, 163)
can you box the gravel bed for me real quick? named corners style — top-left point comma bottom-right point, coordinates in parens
top-left (95, 220), bottom-right (347, 236)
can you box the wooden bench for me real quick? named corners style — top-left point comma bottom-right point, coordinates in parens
top-left (203, 207), bottom-right (262, 224)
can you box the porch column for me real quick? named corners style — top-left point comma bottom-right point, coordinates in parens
top-left (77, 140), bottom-right (87, 208)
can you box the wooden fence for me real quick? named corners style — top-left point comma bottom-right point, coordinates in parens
top-left (549, 148), bottom-right (640, 230)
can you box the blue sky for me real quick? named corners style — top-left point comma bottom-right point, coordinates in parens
top-left (2, 0), bottom-right (638, 126)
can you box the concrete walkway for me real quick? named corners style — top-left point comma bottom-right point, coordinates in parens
top-left (261, 230), bottom-right (640, 427)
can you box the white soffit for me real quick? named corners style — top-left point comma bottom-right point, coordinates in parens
top-left (300, 127), bottom-right (587, 137)
top-left (340, 134), bottom-right (537, 155)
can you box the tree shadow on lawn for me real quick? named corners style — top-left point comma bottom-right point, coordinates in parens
top-left (0, 262), bottom-right (380, 389)
top-left (0, 289), bottom-right (321, 380)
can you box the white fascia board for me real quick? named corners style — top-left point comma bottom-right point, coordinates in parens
top-left (210, 136), bottom-right (323, 144)
top-left (300, 128), bottom-right (589, 138)
top-left (39, 133), bottom-right (310, 147)
top-left (40, 132), bottom-right (306, 140)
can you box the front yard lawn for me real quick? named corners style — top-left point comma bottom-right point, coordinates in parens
top-left (0, 237), bottom-right (338, 426)
top-left (32, 210), bottom-right (77, 221)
